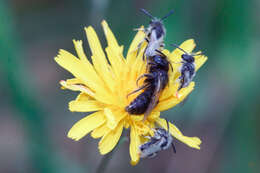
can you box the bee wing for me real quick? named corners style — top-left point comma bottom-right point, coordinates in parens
top-left (184, 70), bottom-right (190, 87)
top-left (144, 74), bottom-right (163, 120)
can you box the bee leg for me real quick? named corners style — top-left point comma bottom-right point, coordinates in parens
top-left (143, 135), bottom-right (151, 140)
top-left (132, 36), bottom-right (148, 55)
top-left (171, 143), bottom-right (177, 153)
top-left (147, 152), bottom-right (157, 158)
top-left (142, 38), bottom-right (150, 61)
top-left (169, 63), bottom-right (173, 72)
top-left (147, 61), bottom-right (157, 66)
top-left (136, 41), bottom-right (144, 55)
top-left (136, 73), bottom-right (153, 86)
top-left (160, 43), bottom-right (165, 48)
top-left (142, 45), bottom-right (148, 61)
top-left (155, 49), bottom-right (167, 58)
top-left (165, 119), bottom-right (170, 132)
top-left (126, 83), bottom-right (150, 98)
top-left (177, 76), bottom-right (185, 91)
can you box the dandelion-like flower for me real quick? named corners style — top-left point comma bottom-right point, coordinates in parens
top-left (55, 20), bottom-right (207, 165)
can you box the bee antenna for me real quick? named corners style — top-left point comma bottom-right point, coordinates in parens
top-left (140, 8), bottom-right (154, 19)
top-left (161, 10), bottom-right (174, 21)
top-left (170, 43), bottom-right (189, 54)
top-left (165, 119), bottom-right (177, 153)
top-left (172, 143), bottom-right (177, 153)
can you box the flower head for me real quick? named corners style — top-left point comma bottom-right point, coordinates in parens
top-left (55, 20), bottom-right (207, 165)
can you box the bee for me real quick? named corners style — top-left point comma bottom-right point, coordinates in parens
top-left (139, 120), bottom-right (176, 158)
top-left (138, 8), bottom-right (174, 60)
top-left (171, 44), bottom-right (203, 91)
top-left (125, 51), bottom-right (170, 120)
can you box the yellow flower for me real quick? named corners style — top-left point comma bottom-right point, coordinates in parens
top-left (55, 20), bottom-right (207, 165)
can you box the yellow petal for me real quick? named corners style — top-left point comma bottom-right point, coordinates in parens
top-left (128, 43), bottom-right (146, 83)
top-left (75, 92), bottom-right (90, 101)
top-left (130, 115), bottom-right (144, 122)
top-left (69, 100), bottom-right (104, 112)
top-left (102, 20), bottom-right (126, 82)
top-left (129, 124), bottom-right (140, 165)
top-left (91, 123), bottom-right (109, 139)
top-left (195, 55), bottom-right (208, 71)
top-left (134, 121), bottom-right (153, 136)
top-left (73, 40), bottom-right (88, 61)
top-left (60, 80), bottom-right (95, 97)
top-left (156, 118), bottom-right (201, 149)
top-left (55, 50), bottom-right (104, 93)
top-left (73, 40), bottom-right (108, 88)
top-left (98, 121), bottom-right (124, 154)
top-left (60, 80), bottom-right (113, 106)
top-left (156, 82), bottom-right (195, 111)
top-left (104, 108), bottom-right (126, 129)
top-left (67, 111), bottom-right (105, 141)
top-left (85, 26), bottom-right (115, 93)
top-left (101, 20), bottom-right (123, 55)
top-left (147, 111), bottom-right (160, 121)
top-left (64, 78), bottom-right (83, 85)
top-left (105, 47), bottom-right (122, 79)
top-left (126, 27), bottom-right (145, 66)
top-left (159, 84), bottom-right (177, 101)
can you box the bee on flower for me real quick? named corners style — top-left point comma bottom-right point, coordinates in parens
top-left (55, 20), bottom-right (207, 165)
top-left (137, 8), bottom-right (174, 60)
top-left (139, 120), bottom-right (176, 158)
top-left (125, 50), bottom-right (171, 120)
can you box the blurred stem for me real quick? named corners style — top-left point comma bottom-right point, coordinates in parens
top-left (96, 136), bottom-right (128, 173)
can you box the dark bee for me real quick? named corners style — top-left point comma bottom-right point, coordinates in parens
top-left (139, 9), bottom-right (174, 59)
top-left (139, 120), bottom-right (176, 158)
top-left (125, 51), bottom-right (170, 119)
top-left (171, 44), bottom-right (203, 91)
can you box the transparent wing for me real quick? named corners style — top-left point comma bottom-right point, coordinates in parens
top-left (143, 74), bottom-right (163, 120)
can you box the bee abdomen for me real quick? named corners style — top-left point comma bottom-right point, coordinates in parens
top-left (125, 88), bottom-right (154, 114)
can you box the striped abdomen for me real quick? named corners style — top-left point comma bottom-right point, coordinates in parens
top-left (125, 86), bottom-right (155, 115)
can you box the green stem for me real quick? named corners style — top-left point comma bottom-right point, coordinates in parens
top-left (96, 136), bottom-right (128, 173)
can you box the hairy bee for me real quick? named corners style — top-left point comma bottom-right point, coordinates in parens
top-left (139, 120), bottom-right (176, 158)
top-left (139, 8), bottom-right (174, 59)
top-left (171, 44), bottom-right (203, 91)
top-left (125, 51), bottom-right (170, 119)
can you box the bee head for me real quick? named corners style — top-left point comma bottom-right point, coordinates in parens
top-left (182, 54), bottom-right (194, 63)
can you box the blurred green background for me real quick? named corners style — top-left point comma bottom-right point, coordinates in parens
top-left (0, 0), bottom-right (259, 173)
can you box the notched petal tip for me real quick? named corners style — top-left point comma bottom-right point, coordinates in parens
top-left (182, 136), bottom-right (202, 149)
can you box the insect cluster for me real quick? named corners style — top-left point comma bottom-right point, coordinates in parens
top-left (139, 120), bottom-right (176, 158)
top-left (125, 9), bottom-right (204, 159)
